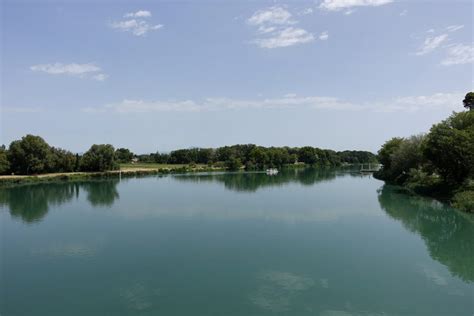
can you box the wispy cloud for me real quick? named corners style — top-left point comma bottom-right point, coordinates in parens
top-left (415, 34), bottom-right (448, 56)
top-left (247, 6), bottom-right (314, 48)
top-left (414, 25), bottom-right (471, 66)
top-left (247, 6), bottom-right (295, 26)
top-left (400, 9), bottom-right (408, 16)
top-left (446, 25), bottom-right (464, 32)
top-left (319, 0), bottom-right (392, 11)
top-left (83, 92), bottom-right (463, 114)
top-left (254, 27), bottom-right (315, 48)
top-left (124, 10), bottom-right (151, 18)
top-left (110, 10), bottom-right (163, 36)
top-left (30, 63), bottom-right (108, 81)
top-left (319, 31), bottom-right (329, 41)
top-left (441, 44), bottom-right (474, 66)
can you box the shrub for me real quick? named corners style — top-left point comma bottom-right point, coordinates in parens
top-left (452, 191), bottom-right (474, 213)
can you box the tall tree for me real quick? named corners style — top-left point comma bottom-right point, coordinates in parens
top-left (463, 92), bottom-right (474, 111)
top-left (115, 148), bottom-right (134, 163)
top-left (80, 144), bottom-right (118, 172)
top-left (423, 111), bottom-right (474, 184)
top-left (0, 147), bottom-right (10, 174)
top-left (7, 135), bottom-right (52, 175)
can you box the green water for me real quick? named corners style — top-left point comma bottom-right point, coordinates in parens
top-left (1, 169), bottom-right (473, 315)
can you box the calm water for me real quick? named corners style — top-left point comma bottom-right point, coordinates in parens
top-left (1, 169), bottom-right (473, 316)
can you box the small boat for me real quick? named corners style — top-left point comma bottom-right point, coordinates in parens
top-left (266, 168), bottom-right (278, 175)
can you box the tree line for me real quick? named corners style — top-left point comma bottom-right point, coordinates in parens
top-left (0, 136), bottom-right (376, 175)
top-left (0, 136), bottom-right (118, 175)
top-left (136, 146), bottom-right (377, 170)
top-left (374, 92), bottom-right (474, 212)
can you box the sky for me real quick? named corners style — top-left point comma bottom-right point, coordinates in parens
top-left (1, 0), bottom-right (473, 153)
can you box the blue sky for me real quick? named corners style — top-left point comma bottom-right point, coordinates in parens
top-left (1, 0), bottom-right (473, 153)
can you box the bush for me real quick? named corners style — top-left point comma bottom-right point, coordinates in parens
top-left (452, 191), bottom-right (474, 213)
top-left (80, 144), bottom-right (118, 172)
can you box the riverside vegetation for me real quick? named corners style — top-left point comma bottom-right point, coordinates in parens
top-left (0, 136), bottom-right (376, 177)
top-left (374, 92), bottom-right (474, 212)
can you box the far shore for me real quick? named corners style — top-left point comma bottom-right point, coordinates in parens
top-left (0, 164), bottom-right (224, 186)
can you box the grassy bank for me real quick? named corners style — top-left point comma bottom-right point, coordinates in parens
top-left (0, 164), bottom-right (223, 187)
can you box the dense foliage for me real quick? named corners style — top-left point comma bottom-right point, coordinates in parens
top-left (0, 146), bottom-right (10, 174)
top-left (80, 145), bottom-right (118, 172)
top-left (1, 136), bottom-right (376, 175)
top-left (463, 92), bottom-right (474, 110)
top-left (375, 95), bottom-right (474, 212)
top-left (136, 145), bottom-right (376, 170)
top-left (115, 148), bottom-right (134, 163)
top-left (0, 135), bottom-right (117, 175)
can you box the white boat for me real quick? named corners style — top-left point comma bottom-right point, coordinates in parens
top-left (266, 168), bottom-right (278, 175)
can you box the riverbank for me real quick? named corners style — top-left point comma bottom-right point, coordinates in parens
top-left (0, 163), bottom-right (362, 187)
top-left (0, 164), bottom-right (224, 187)
top-left (373, 172), bottom-right (474, 213)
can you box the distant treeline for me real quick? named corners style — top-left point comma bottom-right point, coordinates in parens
top-left (136, 145), bottom-right (377, 170)
top-left (374, 92), bottom-right (474, 212)
top-left (0, 135), bottom-right (376, 176)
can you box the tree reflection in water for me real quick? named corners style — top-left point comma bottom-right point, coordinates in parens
top-left (377, 185), bottom-right (474, 283)
top-left (0, 180), bottom-right (119, 224)
top-left (173, 167), bottom-right (365, 192)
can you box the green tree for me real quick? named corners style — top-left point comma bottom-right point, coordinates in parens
top-left (80, 144), bottom-right (118, 172)
top-left (377, 137), bottom-right (403, 171)
top-left (0, 146), bottom-right (10, 174)
top-left (7, 135), bottom-right (52, 175)
top-left (115, 148), bottom-right (134, 163)
top-left (225, 157), bottom-right (242, 171)
top-left (463, 92), bottom-right (474, 111)
top-left (50, 147), bottom-right (76, 173)
top-left (389, 135), bottom-right (425, 184)
top-left (423, 111), bottom-right (474, 184)
top-left (297, 146), bottom-right (318, 164)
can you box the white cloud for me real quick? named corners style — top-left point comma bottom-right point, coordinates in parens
top-left (400, 9), bottom-right (408, 16)
top-left (30, 63), bottom-right (99, 75)
top-left (30, 63), bottom-right (108, 80)
top-left (415, 34), bottom-right (448, 56)
top-left (110, 19), bottom-right (163, 36)
top-left (319, 31), bottom-right (329, 41)
top-left (106, 99), bottom-right (201, 113)
top-left (111, 10), bottom-right (162, 36)
top-left (124, 10), bottom-right (151, 18)
top-left (247, 6), bottom-right (295, 26)
top-left (247, 7), bottom-right (314, 48)
top-left (254, 27), bottom-right (315, 48)
top-left (83, 92), bottom-right (462, 114)
top-left (441, 44), bottom-right (474, 66)
top-left (319, 0), bottom-right (392, 11)
top-left (446, 25), bottom-right (464, 32)
top-left (386, 93), bottom-right (462, 112)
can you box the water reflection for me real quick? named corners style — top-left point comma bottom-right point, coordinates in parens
top-left (173, 168), bottom-right (365, 192)
top-left (81, 181), bottom-right (119, 207)
top-left (377, 185), bottom-right (474, 282)
top-left (0, 180), bottom-right (119, 223)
